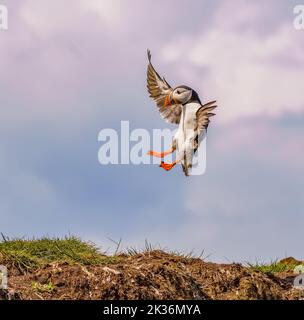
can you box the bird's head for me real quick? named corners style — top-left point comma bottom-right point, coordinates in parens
top-left (164, 86), bottom-right (194, 106)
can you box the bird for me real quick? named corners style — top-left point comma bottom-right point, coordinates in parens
top-left (146, 49), bottom-right (217, 176)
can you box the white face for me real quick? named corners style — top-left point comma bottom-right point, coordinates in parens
top-left (173, 87), bottom-right (192, 104)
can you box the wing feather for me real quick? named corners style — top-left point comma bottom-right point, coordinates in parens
top-left (195, 100), bottom-right (217, 134)
top-left (146, 50), bottom-right (182, 124)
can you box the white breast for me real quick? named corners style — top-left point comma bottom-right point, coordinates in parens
top-left (182, 102), bottom-right (201, 130)
top-left (173, 102), bottom-right (201, 158)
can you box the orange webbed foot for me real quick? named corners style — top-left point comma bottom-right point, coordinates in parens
top-left (159, 161), bottom-right (176, 171)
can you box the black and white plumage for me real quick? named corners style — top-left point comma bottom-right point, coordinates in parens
top-left (146, 50), bottom-right (217, 176)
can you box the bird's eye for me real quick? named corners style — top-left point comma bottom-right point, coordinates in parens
top-left (176, 90), bottom-right (180, 94)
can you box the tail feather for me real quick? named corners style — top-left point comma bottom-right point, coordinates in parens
top-left (181, 164), bottom-right (189, 176)
top-left (182, 154), bottom-right (190, 177)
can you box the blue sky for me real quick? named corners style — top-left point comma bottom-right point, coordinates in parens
top-left (0, 0), bottom-right (303, 262)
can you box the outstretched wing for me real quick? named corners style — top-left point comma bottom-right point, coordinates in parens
top-left (195, 100), bottom-right (217, 134)
top-left (146, 50), bottom-right (182, 124)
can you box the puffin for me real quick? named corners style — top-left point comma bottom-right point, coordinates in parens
top-left (146, 50), bottom-right (217, 176)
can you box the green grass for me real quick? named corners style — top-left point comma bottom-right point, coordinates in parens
top-left (125, 239), bottom-right (209, 260)
top-left (0, 236), bottom-right (205, 273)
top-left (0, 235), bottom-right (117, 272)
top-left (1, 235), bottom-right (301, 276)
top-left (32, 281), bottom-right (56, 293)
top-left (247, 259), bottom-right (301, 273)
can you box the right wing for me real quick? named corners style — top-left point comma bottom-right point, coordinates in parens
top-left (146, 50), bottom-right (182, 124)
top-left (191, 100), bottom-right (217, 155)
top-left (195, 100), bottom-right (217, 135)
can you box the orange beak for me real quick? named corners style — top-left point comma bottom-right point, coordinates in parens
top-left (164, 93), bottom-right (173, 107)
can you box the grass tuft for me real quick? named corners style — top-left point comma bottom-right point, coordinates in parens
top-left (126, 240), bottom-right (209, 260)
top-left (0, 235), bottom-right (117, 272)
top-left (247, 259), bottom-right (301, 273)
top-left (32, 281), bottom-right (56, 293)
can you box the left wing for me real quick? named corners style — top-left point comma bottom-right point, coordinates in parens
top-left (146, 50), bottom-right (182, 124)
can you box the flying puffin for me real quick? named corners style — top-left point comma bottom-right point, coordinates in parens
top-left (146, 50), bottom-right (217, 176)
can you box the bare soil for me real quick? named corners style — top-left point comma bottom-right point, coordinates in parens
top-left (1, 251), bottom-right (303, 300)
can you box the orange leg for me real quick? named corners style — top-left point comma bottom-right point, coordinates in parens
top-left (147, 146), bottom-right (176, 158)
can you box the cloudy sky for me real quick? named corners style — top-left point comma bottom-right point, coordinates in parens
top-left (0, 0), bottom-right (303, 262)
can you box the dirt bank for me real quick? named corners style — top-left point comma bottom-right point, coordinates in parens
top-left (1, 250), bottom-right (303, 300)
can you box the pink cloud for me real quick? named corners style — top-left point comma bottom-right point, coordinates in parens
top-left (162, 1), bottom-right (304, 123)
